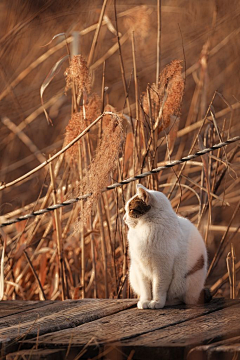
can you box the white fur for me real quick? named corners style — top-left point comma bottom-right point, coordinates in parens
top-left (124, 184), bottom-right (207, 309)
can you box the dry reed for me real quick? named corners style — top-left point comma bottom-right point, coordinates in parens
top-left (0, 1), bottom-right (239, 302)
top-left (78, 110), bottom-right (124, 228)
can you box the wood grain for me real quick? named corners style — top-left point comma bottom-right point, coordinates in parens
top-left (0, 301), bottom-right (53, 318)
top-left (6, 348), bottom-right (66, 360)
top-left (188, 335), bottom-right (240, 360)
top-left (1, 298), bottom-right (239, 360)
top-left (23, 298), bottom-right (240, 346)
top-left (0, 299), bottom-right (136, 351)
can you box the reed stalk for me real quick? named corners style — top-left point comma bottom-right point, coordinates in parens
top-left (49, 159), bottom-right (66, 300)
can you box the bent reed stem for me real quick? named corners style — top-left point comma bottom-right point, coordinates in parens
top-left (0, 112), bottom-right (120, 192)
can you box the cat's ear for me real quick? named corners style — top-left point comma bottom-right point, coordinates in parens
top-left (136, 184), bottom-right (149, 204)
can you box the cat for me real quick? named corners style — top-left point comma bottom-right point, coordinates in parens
top-left (123, 184), bottom-right (208, 309)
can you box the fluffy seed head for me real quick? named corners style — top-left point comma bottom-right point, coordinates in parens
top-left (65, 55), bottom-right (92, 95)
top-left (142, 60), bottom-right (184, 132)
top-left (64, 93), bottom-right (102, 163)
top-left (159, 59), bottom-right (184, 128)
top-left (79, 112), bottom-right (124, 225)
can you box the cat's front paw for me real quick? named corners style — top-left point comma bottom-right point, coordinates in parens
top-left (148, 300), bottom-right (165, 309)
top-left (137, 300), bottom-right (150, 309)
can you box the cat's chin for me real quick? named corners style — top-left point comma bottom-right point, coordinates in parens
top-left (124, 218), bottom-right (137, 228)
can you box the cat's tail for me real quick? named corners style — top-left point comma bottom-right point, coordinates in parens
top-left (198, 287), bottom-right (212, 304)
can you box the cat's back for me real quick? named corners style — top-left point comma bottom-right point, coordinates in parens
top-left (177, 215), bottom-right (202, 240)
top-left (177, 215), bottom-right (207, 259)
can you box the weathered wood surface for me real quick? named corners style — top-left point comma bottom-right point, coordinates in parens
top-left (118, 303), bottom-right (240, 360)
top-left (0, 299), bottom-right (136, 353)
top-left (6, 348), bottom-right (66, 360)
top-left (188, 335), bottom-right (240, 360)
top-left (0, 301), bottom-right (53, 318)
top-left (0, 298), bottom-right (239, 359)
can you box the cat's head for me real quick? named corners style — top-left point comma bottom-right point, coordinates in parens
top-left (123, 184), bottom-right (173, 228)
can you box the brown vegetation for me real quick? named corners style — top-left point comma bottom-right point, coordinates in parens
top-left (0, 0), bottom-right (239, 301)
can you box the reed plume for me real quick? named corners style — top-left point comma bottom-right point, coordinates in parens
top-left (65, 55), bottom-right (92, 95)
top-left (79, 110), bottom-right (124, 226)
top-left (64, 93), bottom-right (102, 163)
top-left (143, 59), bottom-right (184, 133)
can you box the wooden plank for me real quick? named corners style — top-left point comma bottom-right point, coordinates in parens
top-left (0, 299), bottom-right (93, 328)
top-left (0, 299), bottom-right (136, 353)
top-left (189, 345), bottom-right (240, 360)
top-left (188, 335), bottom-right (240, 360)
top-left (22, 298), bottom-right (240, 351)
top-left (6, 348), bottom-right (66, 360)
top-left (0, 301), bottom-right (53, 318)
top-left (117, 303), bottom-right (240, 360)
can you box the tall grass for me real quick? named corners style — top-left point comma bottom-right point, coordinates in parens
top-left (0, 1), bottom-right (239, 301)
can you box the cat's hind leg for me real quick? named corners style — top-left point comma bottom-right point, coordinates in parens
top-left (184, 268), bottom-right (206, 305)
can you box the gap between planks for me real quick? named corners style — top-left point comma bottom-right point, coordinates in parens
top-left (21, 299), bottom-right (240, 347)
top-left (0, 299), bottom-right (136, 356)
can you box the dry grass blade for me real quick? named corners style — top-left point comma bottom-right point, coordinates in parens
top-left (226, 244), bottom-right (236, 299)
top-left (156, 0), bottom-right (162, 83)
top-left (87, 0), bottom-right (109, 67)
top-left (176, 101), bottom-right (240, 138)
top-left (209, 105), bottom-right (228, 161)
top-left (40, 54), bottom-right (69, 124)
top-left (49, 159), bottom-right (66, 300)
top-left (207, 201), bottom-right (240, 278)
top-left (0, 112), bottom-right (117, 192)
top-left (0, 7), bottom-right (148, 103)
top-left (77, 112), bottom-right (124, 227)
top-left (1, 1), bottom-right (240, 303)
top-left (18, 92), bottom-right (64, 132)
top-left (103, 15), bottom-right (121, 37)
top-left (23, 249), bottom-right (46, 300)
top-left (0, 39), bottom-right (72, 103)
top-left (0, 235), bottom-right (5, 301)
top-left (211, 261), bottom-right (240, 296)
top-left (90, 30), bottom-right (130, 71)
top-left (1, 116), bottom-right (46, 164)
top-left (97, 200), bottom-right (108, 298)
top-left (167, 116), bottom-right (180, 157)
top-left (132, 31), bottom-right (139, 121)
top-left (114, 1), bottom-right (132, 117)
top-left (198, 134), bottom-right (212, 241)
top-left (41, 33), bottom-right (67, 47)
top-left (180, 174), bottom-right (229, 205)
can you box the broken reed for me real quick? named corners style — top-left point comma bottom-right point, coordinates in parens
top-left (1, 4), bottom-right (240, 301)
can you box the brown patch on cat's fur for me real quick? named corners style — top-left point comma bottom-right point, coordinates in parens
top-left (129, 196), bottom-right (151, 218)
top-left (185, 255), bottom-right (204, 278)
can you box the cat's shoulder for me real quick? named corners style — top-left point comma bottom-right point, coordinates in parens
top-left (177, 214), bottom-right (194, 228)
top-left (177, 214), bottom-right (202, 238)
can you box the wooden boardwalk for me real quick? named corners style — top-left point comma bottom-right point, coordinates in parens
top-left (0, 298), bottom-right (239, 360)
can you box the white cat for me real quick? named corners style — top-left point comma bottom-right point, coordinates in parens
top-left (123, 184), bottom-right (208, 309)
